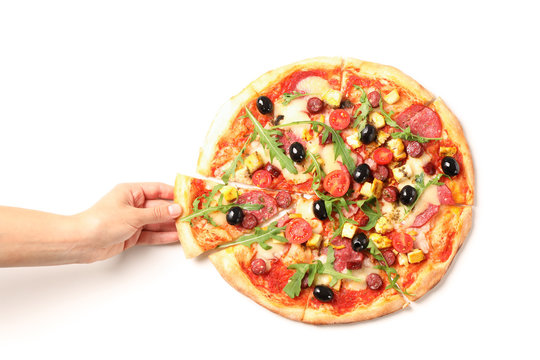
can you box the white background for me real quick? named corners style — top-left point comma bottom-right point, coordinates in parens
top-left (1, 1), bottom-right (538, 359)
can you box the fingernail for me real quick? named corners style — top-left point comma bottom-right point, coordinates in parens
top-left (168, 204), bottom-right (182, 217)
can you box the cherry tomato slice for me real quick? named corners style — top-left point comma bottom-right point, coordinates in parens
top-left (252, 170), bottom-right (273, 188)
top-left (372, 147), bottom-right (393, 165)
top-left (285, 218), bottom-right (313, 244)
top-left (323, 170), bottom-right (351, 197)
top-left (329, 109), bottom-right (351, 130)
top-left (391, 232), bottom-right (414, 254)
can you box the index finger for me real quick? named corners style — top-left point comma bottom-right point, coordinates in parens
top-left (135, 182), bottom-right (174, 200)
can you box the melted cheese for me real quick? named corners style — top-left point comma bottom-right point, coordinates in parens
top-left (209, 212), bottom-right (227, 227)
top-left (255, 242), bottom-right (287, 262)
top-left (296, 76), bottom-right (332, 95)
top-left (295, 198), bottom-right (314, 219)
top-left (345, 258), bottom-right (375, 291)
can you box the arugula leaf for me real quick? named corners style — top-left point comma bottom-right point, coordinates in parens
top-left (378, 100), bottom-right (441, 143)
top-left (272, 120), bottom-right (356, 175)
top-left (367, 240), bottom-right (413, 296)
top-left (281, 91), bottom-right (311, 105)
top-left (404, 172), bottom-right (446, 213)
top-left (304, 150), bottom-right (326, 192)
top-left (221, 133), bottom-right (256, 184)
top-left (356, 196), bottom-right (382, 231)
top-left (352, 85), bottom-right (372, 130)
top-left (180, 202), bottom-right (263, 225)
top-left (283, 263), bottom-right (311, 298)
top-left (245, 107), bottom-right (298, 175)
top-left (217, 221), bottom-right (287, 250)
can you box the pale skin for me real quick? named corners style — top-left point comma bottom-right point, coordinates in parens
top-left (0, 182), bottom-right (182, 267)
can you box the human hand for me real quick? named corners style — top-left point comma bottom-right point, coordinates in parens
top-left (76, 182), bottom-right (182, 263)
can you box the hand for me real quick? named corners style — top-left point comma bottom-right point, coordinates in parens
top-left (77, 182), bottom-right (182, 263)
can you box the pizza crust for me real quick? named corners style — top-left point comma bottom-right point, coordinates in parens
top-left (404, 206), bottom-right (473, 301)
top-left (209, 246), bottom-right (308, 322)
top-left (432, 98), bottom-right (475, 205)
top-left (345, 58), bottom-right (435, 104)
top-left (174, 174), bottom-right (205, 258)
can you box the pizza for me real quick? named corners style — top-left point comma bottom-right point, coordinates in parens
top-left (175, 57), bottom-right (474, 324)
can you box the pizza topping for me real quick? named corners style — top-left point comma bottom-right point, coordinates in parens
top-left (373, 165), bottom-right (389, 182)
top-left (366, 273), bottom-right (383, 290)
top-left (252, 169), bottom-right (273, 188)
top-left (441, 156), bottom-right (460, 177)
top-left (285, 218), bottom-right (313, 244)
top-left (241, 213), bottom-right (258, 230)
top-left (219, 221), bottom-right (287, 250)
top-left (391, 232), bottom-right (414, 253)
top-left (323, 170), bottom-right (350, 197)
top-left (307, 97), bottom-right (324, 114)
top-left (404, 173), bottom-right (445, 212)
top-left (399, 185), bottom-right (418, 206)
top-left (406, 141), bottom-right (424, 158)
top-left (237, 191), bottom-right (278, 223)
top-left (423, 162), bottom-right (436, 175)
top-left (329, 109), bottom-right (351, 130)
top-left (331, 236), bottom-right (364, 271)
top-left (273, 114), bottom-right (284, 126)
top-left (313, 199), bottom-right (328, 220)
top-left (313, 285), bottom-right (334, 302)
top-left (264, 163), bottom-right (281, 178)
top-left (256, 96), bottom-right (273, 115)
top-left (352, 164), bottom-right (371, 183)
top-left (360, 124), bottom-right (377, 144)
top-left (382, 186), bottom-right (399, 203)
top-left (275, 191), bottom-right (292, 208)
top-left (251, 258), bottom-right (268, 275)
top-left (367, 91), bottom-right (381, 108)
top-left (437, 184), bottom-right (455, 205)
top-left (351, 232), bottom-right (369, 252)
top-left (226, 206), bottom-right (244, 226)
top-left (219, 185), bottom-right (238, 202)
top-left (381, 249), bottom-right (396, 266)
top-left (281, 91), bottom-right (310, 105)
top-left (380, 103), bottom-right (442, 143)
top-left (372, 147), bottom-right (393, 165)
top-left (407, 249), bottom-right (425, 264)
top-left (289, 142), bottom-right (306, 163)
top-left (411, 203), bottom-right (439, 228)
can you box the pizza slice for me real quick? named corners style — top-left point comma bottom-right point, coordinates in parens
top-left (174, 174), bottom-right (303, 258)
top-left (197, 57), bottom-right (346, 194)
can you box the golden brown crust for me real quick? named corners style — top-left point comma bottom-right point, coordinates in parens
top-left (432, 98), bottom-right (475, 205)
top-left (404, 206), bottom-right (473, 301)
top-left (174, 174), bottom-right (205, 258)
top-left (209, 246), bottom-right (308, 322)
top-left (302, 293), bottom-right (407, 325)
top-left (346, 59), bottom-right (435, 104)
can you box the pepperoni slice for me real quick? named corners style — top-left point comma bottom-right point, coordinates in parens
top-left (323, 170), bottom-right (351, 197)
top-left (331, 236), bottom-right (364, 272)
top-left (275, 191), bottom-right (292, 208)
top-left (437, 185), bottom-right (455, 205)
top-left (252, 170), bottom-right (273, 188)
top-left (395, 104), bottom-right (425, 129)
top-left (390, 232), bottom-right (414, 253)
top-left (381, 250), bottom-right (396, 266)
top-left (241, 214), bottom-right (258, 230)
top-left (406, 141), bottom-right (423, 158)
top-left (411, 204), bottom-right (440, 228)
top-left (251, 258), bottom-right (267, 275)
top-left (366, 273), bottom-right (383, 290)
top-left (373, 165), bottom-right (389, 182)
top-left (285, 218), bottom-right (313, 244)
top-left (264, 163), bottom-right (281, 178)
top-left (372, 148), bottom-right (393, 165)
top-left (396, 105), bottom-right (442, 138)
top-left (237, 191), bottom-right (278, 223)
top-left (329, 109), bottom-right (351, 130)
top-left (382, 186), bottom-right (399, 203)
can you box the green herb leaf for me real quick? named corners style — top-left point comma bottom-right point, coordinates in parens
top-left (367, 239), bottom-right (413, 296)
top-left (217, 221), bottom-right (287, 250)
top-left (180, 202), bottom-right (263, 225)
top-left (245, 107), bottom-right (298, 175)
top-left (281, 91), bottom-right (311, 105)
top-left (352, 85), bottom-right (372, 130)
top-left (221, 133), bottom-right (256, 184)
top-left (404, 173), bottom-right (446, 213)
top-left (304, 150), bottom-right (326, 192)
top-left (357, 196), bottom-right (382, 231)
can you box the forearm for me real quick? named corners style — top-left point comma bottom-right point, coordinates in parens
top-left (0, 206), bottom-right (89, 266)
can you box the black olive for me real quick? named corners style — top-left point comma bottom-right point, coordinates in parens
top-left (441, 156), bottom-right (460, 177)
top-left (360, 125), bottom-right (377, 144)
top-left (289, 142), bottom-right (306, 163)
top-left (226, 206), bottom-right (244, 225)
top-left (273, 114), bottom-right (284, 125)
top-left (351, 233), bottom-right (369, 252)
top-left (313, 199), bottom-right (328, 220)
top-left (256, 96), bottom-right (273, 115)
top-left (399, 185), bottom-right (417, 206)
top-left (339, 99), bottom-right (354, 109)
top-left (313, 285), bottom-right (334, 302)
top-left (352, 164), bottom-right (371, 183)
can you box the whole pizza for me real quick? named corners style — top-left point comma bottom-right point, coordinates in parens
top-left (174, 57), bottom-right (474, 324)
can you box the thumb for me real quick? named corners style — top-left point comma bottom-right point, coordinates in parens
top-left (133, 203), bottom-right (182, 226)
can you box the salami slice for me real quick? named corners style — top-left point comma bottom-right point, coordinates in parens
top-left (395, 104), bottom-right (442, 138)
top-left (279, 130), bottom-right (306, 155)
top-left (437, 184), bottom-right (455, 205)
top-left (411, 203), bottom-right (440, 228)
top-left (237, 191), bottom-right (278, 223)
top-left (395, 104), bottom-right (425, 129)
top-left (330, 236), bottom-right (364, 272)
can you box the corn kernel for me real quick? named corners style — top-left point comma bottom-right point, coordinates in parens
top-left (383, 89), bottom-right (400, 104)
top-left (369, 112), bottom-right (386, 129)
top-left (377, 131), bottom-right (390, 145)
top-left (322, 89), bottom-right (342, 107)
top-left (369, 233), bottom-right (392, 248)
top-left (407, 249), bottom-right (425, 264)
top-left (371, 179), bottom-right (384, 198)
top-left (219, 185), bottom-right (238, 202)
top-left (375, 216), bottom-right (394, 234)
top-left (302, 128), bottom-right (314, 141)
top-left (245, 152), bottom-right (263, 174)
top-left (289, 213), bottom-right (302, 219)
